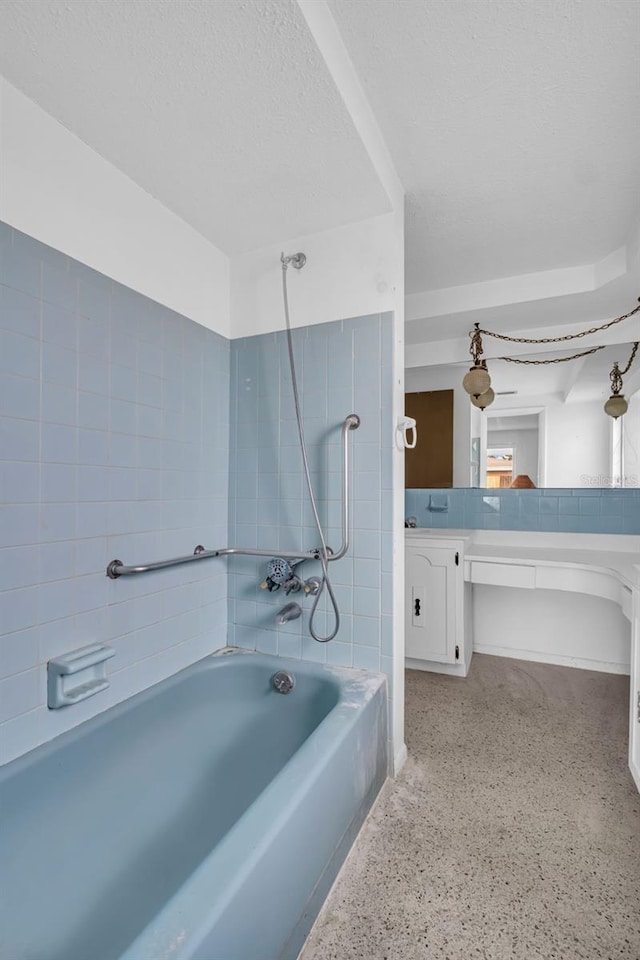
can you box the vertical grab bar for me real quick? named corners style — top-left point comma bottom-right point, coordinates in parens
top-left (328, 414), bottom-right (360, 561)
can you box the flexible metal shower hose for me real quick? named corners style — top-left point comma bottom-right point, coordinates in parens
top-left (281, 263), bottom-right (341, 642)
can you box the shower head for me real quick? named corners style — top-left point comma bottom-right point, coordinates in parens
top-left (281, 251), bottom-right (306, 270)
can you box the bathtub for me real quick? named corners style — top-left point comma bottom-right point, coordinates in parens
top-left (0, 649), bottom-right (387, 960)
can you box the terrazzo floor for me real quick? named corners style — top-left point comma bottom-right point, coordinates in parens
top-left (300, 654), bottom-right (640, 960)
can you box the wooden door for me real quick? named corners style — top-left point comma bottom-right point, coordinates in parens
top-left (405, 390), bottom-right (454, 488)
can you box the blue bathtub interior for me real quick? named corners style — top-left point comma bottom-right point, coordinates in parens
top-left (0, 650), bottom-right (387, 960)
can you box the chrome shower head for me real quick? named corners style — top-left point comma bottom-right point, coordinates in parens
top-left (281, 251), bottom-right (306, 270)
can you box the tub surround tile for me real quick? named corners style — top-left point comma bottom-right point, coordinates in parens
top-left (2, 225), bottom-right (394, 766)
top-left (0, 223), bottom-right (229, 762)
top-left (228, 314), bottom-right (393, 672)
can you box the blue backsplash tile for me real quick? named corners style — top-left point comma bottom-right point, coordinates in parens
top-left (406, 487), bottom-right (640, 534)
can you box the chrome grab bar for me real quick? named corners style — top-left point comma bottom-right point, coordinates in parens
top-left (106, 545), bottom-right (318, 579)
top-left (327, 413), bottom-right (360, 561)
top-left (106, 414), bottom-right (360, 579)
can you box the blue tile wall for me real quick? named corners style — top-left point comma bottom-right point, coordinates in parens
top-left (0, 221), bottom-right (229, 763)
top-left (405, 487), bottom-right (640, 535)
top-left (228, 314), bottom-right (395, 727)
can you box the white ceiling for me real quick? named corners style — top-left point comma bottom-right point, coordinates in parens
top-left (0, 0), bottom-right (638, 346)
top-left (0, 0), bottom-right (390, 255)
top-left (329, 0), bottom-right (640, 295)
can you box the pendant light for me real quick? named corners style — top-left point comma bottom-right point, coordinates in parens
top-left (604, 343), bottom-right (638, 419)
top-left (462, 324), bottom-right (492, 399)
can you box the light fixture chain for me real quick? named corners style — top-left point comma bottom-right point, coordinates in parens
top-left (497, 345), bottom-right (606, 364)
top-left (619, 341), bottom-right (639, 376)
top-left (479, 298), bottom-right (640, 345)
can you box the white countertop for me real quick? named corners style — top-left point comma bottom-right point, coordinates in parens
top-left (406, 528), bottom-right (640, 589)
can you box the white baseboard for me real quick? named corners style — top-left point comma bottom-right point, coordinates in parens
top-left (405, 657), bottom-right (469, 677)
top-left (473, 642), bottom-right (630, 676)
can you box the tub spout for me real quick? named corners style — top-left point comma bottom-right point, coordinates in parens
top-left (276, 602), bottom-right (302, 625)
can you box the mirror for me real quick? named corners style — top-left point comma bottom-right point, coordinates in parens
top-left (405, 342), bottom-right (640, 489)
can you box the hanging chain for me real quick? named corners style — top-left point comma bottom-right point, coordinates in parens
top-left (610, 341), bottom-right (639, 396)
top-left (478, 297), bottom-right (640, 345)
top-left (497, 345), bottom-right (606, 365)
top-left (469, 324), bottom-right (485, 365)
top-left (619, 340), bottom-right (639, 376)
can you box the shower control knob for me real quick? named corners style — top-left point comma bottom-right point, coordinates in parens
top-left (303, 577), bottom-right (321, 596)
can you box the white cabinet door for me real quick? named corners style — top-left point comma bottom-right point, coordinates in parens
top-left (405, 546), bottom-right (459, 663)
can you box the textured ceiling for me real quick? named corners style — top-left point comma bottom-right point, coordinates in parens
top-left (329, 0), bottom-right (640, 295)
top-left (1, 0), bottom-right (638, 336)
top-left (0, 0), bottom-right (390, 255)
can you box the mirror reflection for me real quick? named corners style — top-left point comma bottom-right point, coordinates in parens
top-left (405, 342), bottom-right (640, 489)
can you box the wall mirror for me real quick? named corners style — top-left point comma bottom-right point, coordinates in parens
top-left (405, 341), bottom-right (640, 489)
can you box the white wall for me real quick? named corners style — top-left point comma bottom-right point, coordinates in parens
top-left (404, 366), bottom-right (471, 487)
top-left (623, 390), bottom-right (640, 487)
top-left (0, 78), bottom-right (231, 336)
top-left (231, 212), bottom-right (402, 337)
top-left (473, 586), bottom-right (630, 674)
top-left (545, 399), bottom-right (610, 487)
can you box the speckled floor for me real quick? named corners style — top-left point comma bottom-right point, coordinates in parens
top-left (300, 655), bottom-right (640, 960)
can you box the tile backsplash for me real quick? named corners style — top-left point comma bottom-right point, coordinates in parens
top-left (405, 487), bottom-right (640, 534)
top-left (0, 222), bottom-right (229, 763)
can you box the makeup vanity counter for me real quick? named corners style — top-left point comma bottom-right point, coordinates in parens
top-left (405, 527), bottom-right (640, 790)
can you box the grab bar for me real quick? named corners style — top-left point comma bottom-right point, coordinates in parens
top-left (106, 414), bottom-right (360, 579)
top-left (326, 413), bottom-right (359, 561)
top-left (107, 545), bottom-right (318, 579)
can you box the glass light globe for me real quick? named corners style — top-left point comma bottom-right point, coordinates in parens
top-left (471, 387), bottom-right (495, 410)
top-left (462, 364), bottom-right (491, 398)
top-left (604, 394), bottom-right (628, 419)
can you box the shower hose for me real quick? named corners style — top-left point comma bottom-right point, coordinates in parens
top-left (281, 260), bottom-right (341, 642)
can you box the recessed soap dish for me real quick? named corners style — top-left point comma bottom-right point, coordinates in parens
top-left (47, 644), bottom-right (115, 709)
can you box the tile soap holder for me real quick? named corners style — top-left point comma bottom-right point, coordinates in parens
top-left (428, 494), bottom-right (449, 513)
top-left (47, 644), bottom-right (115, 709)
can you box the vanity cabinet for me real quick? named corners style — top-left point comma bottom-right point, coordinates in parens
top-left (405, 534), bottom-right (471, 676)
top-left (405, 527), bottom-right (640, 792)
